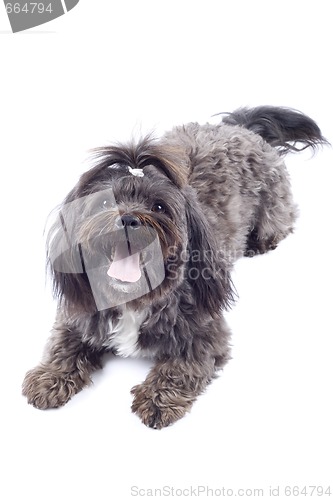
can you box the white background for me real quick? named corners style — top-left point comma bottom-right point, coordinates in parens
top-left (1, 1), bottom-right (332, 499)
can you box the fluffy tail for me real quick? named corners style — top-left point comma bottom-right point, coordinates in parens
top-left (221, 106), bottom-right (329, 154)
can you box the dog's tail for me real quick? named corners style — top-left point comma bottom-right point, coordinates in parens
top-left (221, 106), bottom-right (329, 154)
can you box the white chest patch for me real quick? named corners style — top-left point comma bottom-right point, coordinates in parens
top-left (104, 307), bottom-right (149, 358)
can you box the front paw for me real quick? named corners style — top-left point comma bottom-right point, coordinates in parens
top-left (131, 383), bottom-right (192, 429)
top-left (22, 366), bottom-right (78, 410)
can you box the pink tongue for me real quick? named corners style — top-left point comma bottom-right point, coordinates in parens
top-left (107, 242), bottom-right (141, 283)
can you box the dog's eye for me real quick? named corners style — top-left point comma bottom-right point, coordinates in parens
top-left (102, 199), bottom-right (111, 209)
top-left (151, 203), bottom-right (166, 214)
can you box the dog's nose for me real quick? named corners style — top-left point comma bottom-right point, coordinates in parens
top-left (120, 214), bottom-right (142, 229)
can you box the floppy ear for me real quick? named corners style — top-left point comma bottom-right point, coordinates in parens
top-left (184, 187), bottom-right (235, 316)
top-left (46, 209), bottom-right (96, 314)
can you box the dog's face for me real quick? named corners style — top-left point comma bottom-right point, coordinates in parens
top-left (48, 139), bottom-right (233, 315)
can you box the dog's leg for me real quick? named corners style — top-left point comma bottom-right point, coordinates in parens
top-left (245, 189), bottom-right (298, 257)
top-left (245, 226), bottom-right (281, 256)
top-left (22, 325), bottom-right (103, 409)
top-left (131, 355), bottom-right (223, 429)
top-left (132, 313), bottom-right (231, 429)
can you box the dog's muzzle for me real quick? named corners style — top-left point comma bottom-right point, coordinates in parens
top-left (107, 214), bottom-right (146, 283)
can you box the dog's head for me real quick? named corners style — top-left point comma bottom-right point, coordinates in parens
top-left (48, 137), bottom-right (233, 316)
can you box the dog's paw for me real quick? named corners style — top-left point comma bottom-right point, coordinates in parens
top-left (22, 367), bottom-right (79, 410)
top-left (131, 383), bottom-right (192, 429)
top-left (245, 230), bottom-right (279, 257)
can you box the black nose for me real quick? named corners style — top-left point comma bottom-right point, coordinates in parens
top-left (120, 214), bottom-right (142, 229)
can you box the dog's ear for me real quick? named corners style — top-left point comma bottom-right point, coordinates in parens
top-left (184, 187), bottom-right (235, 316)
top-left (46, 209), bottom-right (96, 314)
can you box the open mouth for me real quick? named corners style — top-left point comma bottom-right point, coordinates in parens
top-left (79, 224), bottom-right (163, 301)
top-left (107, 241), bottom-right (154, 285)
top-left (80, 229), bottom-right (166, 308)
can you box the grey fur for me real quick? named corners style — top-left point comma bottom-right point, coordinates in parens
top-left (22, 106), bottom-right (327, 428)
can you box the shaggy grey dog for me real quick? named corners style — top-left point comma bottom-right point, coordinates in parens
top-left (22, 106), bottom-right (327, 428)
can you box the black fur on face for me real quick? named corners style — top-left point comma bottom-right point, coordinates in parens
top-left (47, 137), bottom-right (234, 316)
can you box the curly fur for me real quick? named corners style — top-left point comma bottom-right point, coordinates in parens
top-left (22, 106), bottom-right (327, 428)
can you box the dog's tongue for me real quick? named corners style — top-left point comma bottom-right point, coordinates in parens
top-left (107, 242), bottom-right (141, 283)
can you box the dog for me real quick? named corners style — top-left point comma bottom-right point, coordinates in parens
top-left (22, 106), bottom-right (327, 428)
